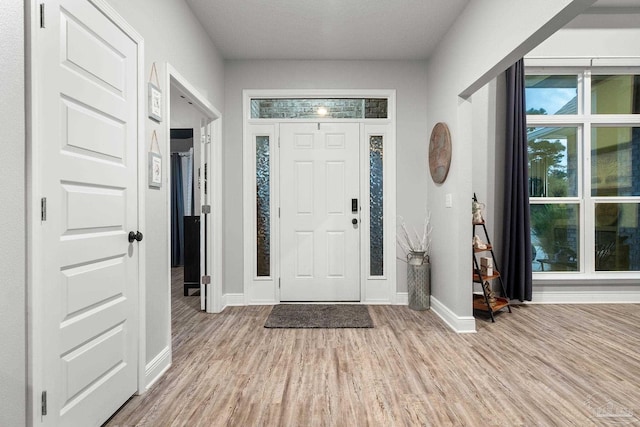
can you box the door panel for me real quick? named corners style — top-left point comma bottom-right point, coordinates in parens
top-left (280, 123), bottom-right (360, 301)
top-left (38, 0), bottom-right (139, 425)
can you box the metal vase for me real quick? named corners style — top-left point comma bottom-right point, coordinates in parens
top-left (408, 261), bottom-right (431, 310)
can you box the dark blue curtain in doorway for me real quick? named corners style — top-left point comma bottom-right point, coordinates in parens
top-left (502, 59), bottom-right (533, 301)
top-left (171, 153), bottom-right (185, 266)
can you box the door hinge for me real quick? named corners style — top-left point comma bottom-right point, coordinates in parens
top-left (278, 207), bottom-right (280, 218)
top-left (40, 197), bottom-right (47, 221)
top-left (207, 134), bottom-right (211, 144)
top-left (39, 3), bottom-right (45, 28)
top-left (278, 278), bottom-right (281, 289)
top-left (202, 204), bottom-right (211, 214)
top-left (278, 136), bottom-right (280, 148)
top-left (202, 275), bottom-right (211, 285)
top-left (41, 391), bottom-right (47, 416)
top-left (200, 133), bottom-right (206, 145)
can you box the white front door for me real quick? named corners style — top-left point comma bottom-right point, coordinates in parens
top-left (37, 0), bottom-right (139, 425)
top-left (280, 123), bottom-right (360, 301)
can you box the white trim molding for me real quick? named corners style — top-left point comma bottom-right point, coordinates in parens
top-left (532, 289), bottom-right (640, 304)
top-left (144, 346), bottom-right (171, 390)
top-left (430, 297), bottom-right (477, 333)
top-left (242, 89), bottom-right (397, 304)
top-left (165, 64), bottom-right (223, 314)
top-left (223, 293), bottom-right (246, 307)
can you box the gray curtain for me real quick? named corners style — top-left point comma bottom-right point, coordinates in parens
top-left (502, 59), bottom-right (532, 301)
top-left (171, 153), bottom-right (185, 267)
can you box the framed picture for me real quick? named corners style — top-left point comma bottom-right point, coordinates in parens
top-left (148, 82), bottom-right (162, 122)
top-left (148, 152), bottom-right (162, 188)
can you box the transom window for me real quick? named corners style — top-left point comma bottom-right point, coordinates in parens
top-left (250, 98), bottom-right (388, 119)
top-left (526, 70), bottom-right (640, 274)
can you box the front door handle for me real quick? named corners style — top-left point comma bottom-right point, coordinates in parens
top-left (352, 218), bottom-right (358, 225)
top-left (128, 231), bottom-right (143, 243)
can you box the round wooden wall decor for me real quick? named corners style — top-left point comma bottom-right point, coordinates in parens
top-left (428, 122), bottom-right (452, 184)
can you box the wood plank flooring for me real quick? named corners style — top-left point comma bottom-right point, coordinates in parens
top-left (105, 269), bottom-right (640, 426)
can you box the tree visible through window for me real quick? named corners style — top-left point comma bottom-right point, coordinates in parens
top-left (526, 71), bottom-right (640, 273)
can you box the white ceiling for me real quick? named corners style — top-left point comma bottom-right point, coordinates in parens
top-left (184, 0), bottom-right (640, 61)
top-left (185, 0), bottom-right (469, 60)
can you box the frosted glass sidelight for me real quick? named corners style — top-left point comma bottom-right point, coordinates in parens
top-left (256, 136), bottom-right (270, 277)
top-left (370, 136), bottom-right (384, 276)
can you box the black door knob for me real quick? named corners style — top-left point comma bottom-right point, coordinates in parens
top-left (128, 231), bottom-right (143, 242)
top-left (352, 218), bottom-right (358, 225)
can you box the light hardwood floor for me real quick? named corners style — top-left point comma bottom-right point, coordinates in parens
top-left (105, 270), bottom-right (640, 426)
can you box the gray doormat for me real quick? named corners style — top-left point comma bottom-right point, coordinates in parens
top-left (264, 304), bottom-right (374, 329)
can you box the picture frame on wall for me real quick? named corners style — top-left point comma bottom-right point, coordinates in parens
top-left (149, 152), bottom-right (162, 188)
top-left (148, 82), bottom-right (162, 122)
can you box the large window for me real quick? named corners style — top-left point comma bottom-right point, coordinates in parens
top-left (526, 71), bottom-right (640, 274)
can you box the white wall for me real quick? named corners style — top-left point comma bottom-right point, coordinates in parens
top-left (223, 60), bottom-right (428, 294)
top-left (0, 3), bottom-right (26, 425)
top-left (92, 0), bottom-right (226, 377)
top-left (425, 0), bottom-right (595, 329)
top-left (526, 12), bottom-right (640, 301)
top-left (529, 13), bottom-right (640, 57)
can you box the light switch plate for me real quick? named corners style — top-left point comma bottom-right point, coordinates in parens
top-left (445, 193), bottom-right (453, 208)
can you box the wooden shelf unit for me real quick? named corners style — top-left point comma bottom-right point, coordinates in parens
top-left (472, 194), bottom-right (511, 322)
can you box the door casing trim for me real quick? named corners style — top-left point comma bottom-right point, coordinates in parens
top-left (242, 89), bottom-right (397, 304)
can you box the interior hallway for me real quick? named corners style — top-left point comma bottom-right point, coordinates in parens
top-left (105, 270), bottom-right (640, 426)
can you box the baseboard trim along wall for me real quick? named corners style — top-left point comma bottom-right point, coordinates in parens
top-left (223, 293), bottom-right (245, 307)
top-left (395, 292), bottom-right (409, 305)
top-left (531, 289), bottom-right (640, 304)
top-left (429, 296), bottom-right (477, 334)
top-left (145, 346), bottom-right (171, 391)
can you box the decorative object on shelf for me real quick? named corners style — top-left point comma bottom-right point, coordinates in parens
top-left (428, 122), bottom-right (452, 184)
top-left (482, 281), bottom-right (497, 305)
top-left (397, 214), bottom-right (432, 310)
top-left (473, 235), bottom-right (488, 250)
top-left (472, 198), bottom-right (485, 223)
top-left (148, 62), bottom-right (162, 122)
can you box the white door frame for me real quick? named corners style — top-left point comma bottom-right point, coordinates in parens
top-left (26, 0), bottom-right (146, 423)
top-left (242, 89), bottom-right (397, 304)
top-left (166, 64), bottom-right (224, 314)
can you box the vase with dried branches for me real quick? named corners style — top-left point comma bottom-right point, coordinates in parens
top-left (397, 214), bottom-right (432, 310)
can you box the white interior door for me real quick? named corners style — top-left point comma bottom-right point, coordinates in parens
top-left (37, 0), bottom-right (139, 425)
top-left (280, 123), bottom-right (360, 301)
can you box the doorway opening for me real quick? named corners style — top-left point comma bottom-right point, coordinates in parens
top-left (166, 64), bottom-right (223, 317)
top-left (243, 90), bottom-right (397, 304)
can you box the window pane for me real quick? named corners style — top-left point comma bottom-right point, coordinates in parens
top-left (531, 204), bottom-right (579, 272)
top-left (595, 203), bottom-right (640, 271)
top-left (591, 127), bottom-right (640, 197)
top-left (250, 98), bottom-right (388, 119)
top-left (256, 136), bottom-right (270, 277)
top-left (528, 127), bottom-right (578, 197)
top-left (525, 75), bottom-right (577, 115)
top-left (591, 75), bottom-right (640, 114)
top-left (369, 136), bottom-right (384, 276)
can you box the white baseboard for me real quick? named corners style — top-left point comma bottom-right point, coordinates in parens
top-left (223, 293), bottom-right (245, 307)
top-left (532, 290), bottom-right (640, 304)
top-left (144, 345), bottom-right (171, 390)
top-left (395, 292), bottom-right (408, 305)
top-left (430, 296), bottom-right (476, 333)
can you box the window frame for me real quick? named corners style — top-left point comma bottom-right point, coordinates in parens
top-left (526, 66), bottom-right (640, 282)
